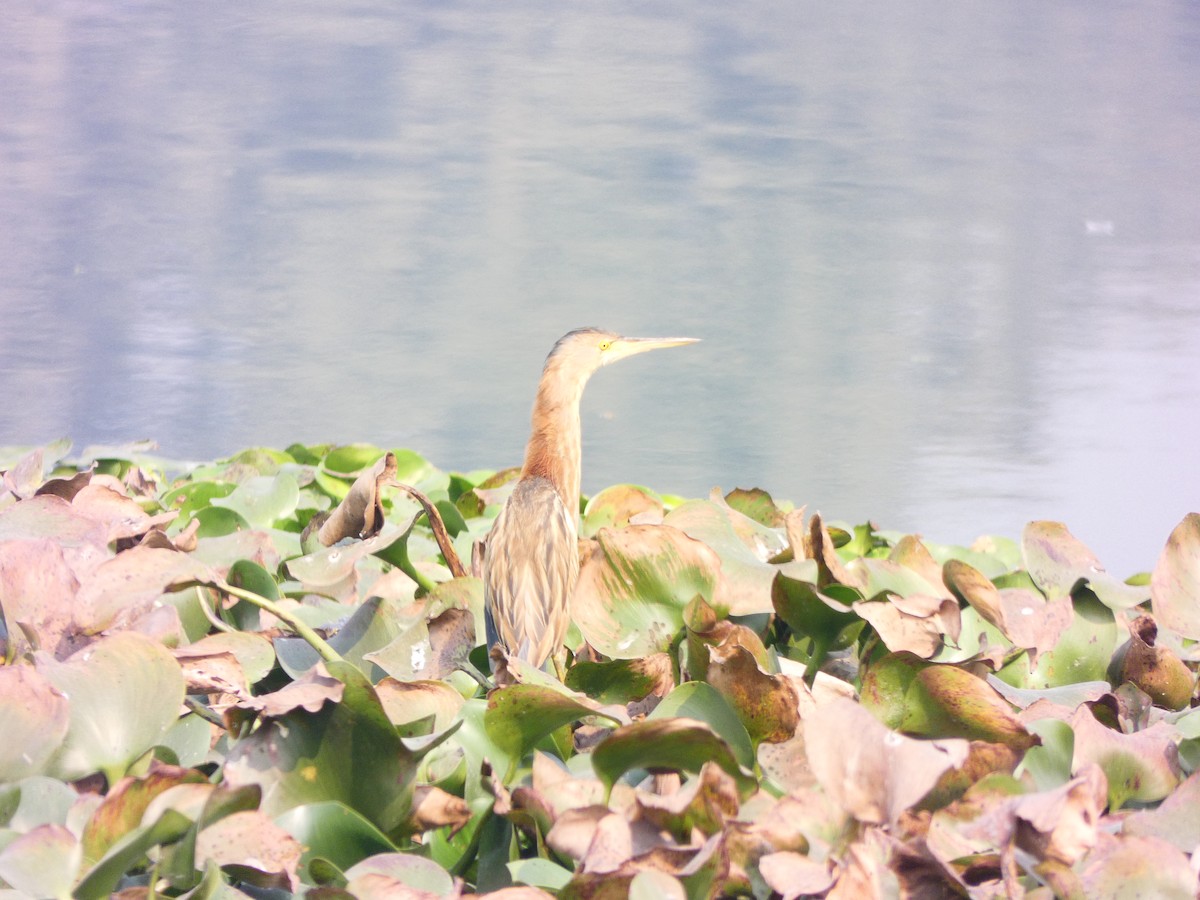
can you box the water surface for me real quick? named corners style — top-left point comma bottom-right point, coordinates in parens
top-left (2, 1), bottom-right (1198, 575)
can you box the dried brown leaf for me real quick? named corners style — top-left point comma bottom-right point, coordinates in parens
top-left (0, 538), bottom-right (85, 656)
top-left (233, 665), bottom-right (344, 718)
top-left (853, 595), bottom-right (960, 659)
top-left (706, 643), bottom-right (799, 745)
top-left (318, 451), bottom-right (397, 545)
top-left (195, 810), bottom-right (302, 892)
top-left (410, 785), bottom-right (470, 835)
top-left (71, 484), bottom-right (177, 544)
top-left (805, 698), bottom-right (970, 825)
top-left (758, 851), bottom-right (834, 899)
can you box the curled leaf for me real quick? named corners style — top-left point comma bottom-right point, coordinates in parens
top-left (318, 452), bottom-right (397, 545)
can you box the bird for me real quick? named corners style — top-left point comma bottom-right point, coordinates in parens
top-left (482, 327), bottom-right (699, 673)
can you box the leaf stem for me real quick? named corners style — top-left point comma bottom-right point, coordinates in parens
top-left (392, 482), bottom-right (468, 578)
top-left (217, 580), bottom-right (344, 664)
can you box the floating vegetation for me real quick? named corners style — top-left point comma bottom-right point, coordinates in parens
top-left (0, 439), bottom-right (1197, 897)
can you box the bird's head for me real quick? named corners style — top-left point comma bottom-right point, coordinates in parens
top-left (545, 327), bottom-right (699, 379)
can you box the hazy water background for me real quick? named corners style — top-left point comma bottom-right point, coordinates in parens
top-left (2, 1), bottom-right (1198, 576)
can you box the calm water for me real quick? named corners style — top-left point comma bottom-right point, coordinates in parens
top-left (2, 1), bottom-right (1199, 575)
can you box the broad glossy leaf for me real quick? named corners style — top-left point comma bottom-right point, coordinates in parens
top-left (276, 595), bottom-right (415, 681)
top-left (160, 480), bottom-right (237, 524)
top-left (180, 631), bottom-right (275, 685)
top-left (848, 556), bottom-right (944, 601)
top-left (861, 653), bottom-right (1036, 750)
top-left (320, 443), bottom-right (388, 478)
top-left (365, 607), bottom-right (474, 682)
top-left (723, 487), bottom-right (786, 528)
top-left (1122, 770), bottom-right (1200, 853)
top-left (0, 537), bottom-right (85, 658)
top-left (275, 801), bottom-right (397, 883)
top-left (375, 679), bottom-right (465, 735)
top-left (571, 524), bottom-right (728, 658)
top-left (1006, 591), bottom-right (1119, 689)
top-left (485, 684), bottom-right (621, 762)
top-left (665, 497), bottom-right (785, 614)
top-left (210, 473), bottom-right (300, 529)
top-left (509, 856), bottom-right (574, 891)
top-left (591, 717), bottom-right (756, 798)
top-left (581, 484), bottom-right (663, 538)
top-left (73, 808), bottom-right (193, 900)
top-left (852, 594), bottom-right (960, 659)
top-left (650, 681), bottom-right (755, 770)
top-left (37, 632), bottom-right (186, 783)
top-left (772, 568), bottom-right (861, 680)
top-left (74, 545), bottom-right (212, 632)
top-left (565, 654), bottom-right (674, 704)
top-left (194, 810), bottom-right (302, 892)
top-left (0, 665), bottom-right (69, 781)
top-left (1020, 718), bottom-right (1076, 791)
top-left (0, 494), bottom-right (108, 546)
top-left (1151, 513), bottom-right (1200, 639)
top-left (223, 661), bottom-right (415, 831)
top-left (985, 676), bottom-right (1109, 712)
top-left (3, 775), bottom-right (77, 831)
top-left (286, 520), bottom-right (414, 590)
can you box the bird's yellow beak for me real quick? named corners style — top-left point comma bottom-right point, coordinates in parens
top-left (607, 335), bottom-right (700, 363)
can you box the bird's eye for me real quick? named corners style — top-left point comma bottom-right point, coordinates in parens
top-left (599, 340), bottom-right (611, 351)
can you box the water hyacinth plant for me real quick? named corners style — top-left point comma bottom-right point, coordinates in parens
top-left (0, 439), bottom-right (1198, 898)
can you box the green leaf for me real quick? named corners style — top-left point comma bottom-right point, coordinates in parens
top-left (861, 653), bottom-right (1037, 751)
top-left (1009, 591), bottom-right (1119, 689)
top-left (275, 802), bottom-right (397, 883)
top-left (74, 809), bottom-right (193, 900)
top-left (508, 856), bottom-right (574, 891)
top-left (571, 524), bottom-right (727, 658)
top-left (484, 684), bottom-right (621, 763)
top-left (81, 765), bottom-right (206, 864)
top-left (1019, 719), bottom-right (1075, 791)
top-left (565, 655), bottom-right (673, 704)
top-left (581, 484), bottom-right (663, 538)
top-left (37, 632), bottom-right (186, 783)
top-left (223, 661), bottom-right (415, 831)
top-left (160, 481), bottom-right (237, 525)
top-left (649, 681), bottom-right (755, 770)
top-left (591, 718), bottom-right (756, 799)
top-left (210, 472), bottom-right (300, 529)
top-left (664, 499), bottom-right (783, 614)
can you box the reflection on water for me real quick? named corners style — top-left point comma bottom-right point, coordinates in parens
top-left (1, 1), bottom-right (1198, 574)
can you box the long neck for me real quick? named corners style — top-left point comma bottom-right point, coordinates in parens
top-left (520, 358), bottom-right (587, 513)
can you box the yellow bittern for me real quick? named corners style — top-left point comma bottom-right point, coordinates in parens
top-left (483, 327), bottom-right (699, 671)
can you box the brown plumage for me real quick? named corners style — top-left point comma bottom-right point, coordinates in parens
top-left (482, 327), bottom-right (699, 670)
